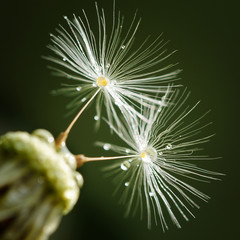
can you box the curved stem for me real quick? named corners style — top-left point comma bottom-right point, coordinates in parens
top-left (55, 88), bottom-right (101, 148)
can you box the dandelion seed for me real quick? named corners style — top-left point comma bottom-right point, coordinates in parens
top-left (44, 2), bottom-right (181, 129)
top-left (100, 89), bottom-right (223, 230)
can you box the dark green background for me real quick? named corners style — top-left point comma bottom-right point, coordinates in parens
top-left (0, 0), bottom-right (239, 239)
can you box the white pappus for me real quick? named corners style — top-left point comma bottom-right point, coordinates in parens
top-left (96, 89), bottom-right (223, 230)
top-left (44, 2), bottom-right (181, 128)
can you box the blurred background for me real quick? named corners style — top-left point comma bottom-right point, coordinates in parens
top-left (0, 0), bottom-right (239, 239)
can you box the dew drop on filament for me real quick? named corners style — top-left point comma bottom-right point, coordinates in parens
top-left (121, 161), bottom-right (131, 171)
top-left (165, 144), bottom-right (172, 150)
top-left (121, 45), bottom-right (125, 49)
top-left (149, 192), bottom-right (154, 197)
top-left (111, 80), bottom-right (117, 86)
top-left (94, 115), bottom-right (99, 121)
top-left (115, 100), bottom-right (122, 107)
top-left (125, 149), bottom-right (130, 154)
top-left (81, 97), bottom-right (86, 102)
top-left (103, 143), bottom-right (111, 151)
top-left (124, 182), bottom-right (130, 187)
top-left (76, 87), bottom-right (81, 92)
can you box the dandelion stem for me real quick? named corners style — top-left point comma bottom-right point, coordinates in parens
top-left (75, 154), bottom-right (139, 167)
top-left (55, 88), bottom-right (101, 148)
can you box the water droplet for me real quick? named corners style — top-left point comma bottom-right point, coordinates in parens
top-left (121, 45), bottom-right (125, 49)
top-left (161, 159), bottom-right (167, 165)
top-left (75, 172), bottom-right (84, 187)
top-left (76, 87), bottom-right (81, 91)
top-left (92, 83), bottom-right (97, 87)
top-left (63, 16), bottom-right (68, 20)
top-left (103, 143), bottom-right (111, 151)
top-left (141, 146), bottom-right (158, 163)
top-left (49, 33), bottom-right (54, 37)
top-left (106, 63), bottom-right (110, 68)
top-left (120, 25), bottom-right (123, 28)
top-left (63, 58), bottom-right (66, 61)
top-left (111, 80), bottom-right (117, 85)
top-left (95, 66), bottom-right (101, 72)
top-left (158, 108), bottom-right (162, 112)
top-left (121, 161), bottom-right (131, 171)
top-left (115, 100), bottom-right (122, 106)
top-left (149, 192), bottom-right (154, 197)
top-left (165, 144), bottom-right (172, 150)
top-left (159, 151), bottom-right (163, 156)
top-left (125, 149), bottom-right (130, 153)
top-left (124, 182), bottom-right (130, 187)
top-left (94, 115), bottom-right (99, 121)
top-left (81, 97), bottom-right (86, 102)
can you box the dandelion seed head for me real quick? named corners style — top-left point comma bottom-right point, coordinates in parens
top-left (45, 3), bottom-right (180, 127)
top-left (101, 89), bottom-right (222, 230)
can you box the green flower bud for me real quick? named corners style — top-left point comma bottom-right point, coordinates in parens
top-left (0, 130), bottom-right (83, 240)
